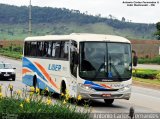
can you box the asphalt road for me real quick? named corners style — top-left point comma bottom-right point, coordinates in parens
top-left (91, 86), bottom-right (160, 113)
top-left (0, 56), bottom-right (160, 114)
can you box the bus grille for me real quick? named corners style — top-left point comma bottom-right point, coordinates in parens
top-left (90, 94), bottom-right (123, 98)
top-left (94, 89), bottom-right (119, 91)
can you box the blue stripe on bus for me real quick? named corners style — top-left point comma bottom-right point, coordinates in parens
top-left (84, 80), bottom-right (108, 90)
top-left (22, 74), bottom-right (34, 86)
top-left (22, 57), bottom-right (55, 92)
top-left (22, 74), bottom-right (55, 92)
top-left (22, 57), bottom-right (47, 81)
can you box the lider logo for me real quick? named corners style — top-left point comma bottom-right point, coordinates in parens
top-left (110, 83), bottom-right (124, 88)
top-left (48, 64), bottom-right (62, 71)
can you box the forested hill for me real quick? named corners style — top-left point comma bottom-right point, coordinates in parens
top-left (0, 4), bottom-right (156, 40)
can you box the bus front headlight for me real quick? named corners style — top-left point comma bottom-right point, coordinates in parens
top-left (119, 84), bottom-right (131, 92)
top-left (78, 83), bottom-right (95, 92)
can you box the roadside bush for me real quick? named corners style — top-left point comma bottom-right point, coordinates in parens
top-left (0, 85), bottom-right (90, 119)
top-left (132, 69), bottom-right (160, 79)
top-left (12, 46), bottom-right (22, 53)
top-left (0, 48), bottom-right (22, 59)
top-left (156, 73), bottom-right (160, 80)
top-left (2, 47), bottom-right (10, 51)
top-left (0, 98), bottom-right (89, 119)
top-left (138, 56), bottom-right (160, 65)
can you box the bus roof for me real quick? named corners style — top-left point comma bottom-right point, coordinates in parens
top-left (24, 33), bottom-right (130, 43)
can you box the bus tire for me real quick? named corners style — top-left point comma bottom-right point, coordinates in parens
top-left (61, 81), bottom-right (66, 95)
top-left (33, 75), bottom-right (37, 91)
top-left (104, 99), bottom-right (114, 105)
top-left (39, 88), bottom-right (43, 95)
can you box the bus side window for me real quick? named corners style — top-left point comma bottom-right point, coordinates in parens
top-left (60, 41), bottom-right (65, 58)
top-left (43, 41), bottom-right (52, 57)
top-left (52, 41), bottom-right (61, 59)
top-left (24, 42), bottom-right (30, 56)
top-left (47, 42), bottom-right (52, 57)
top-left (30, 41), bottom-right (37, 56)
top-left (60, 41), bottom-right (69, 60)
top-left (51, 42), bottom-right (56, 58)
top-left (55, 46), bottom-right (60, 58)
top-left (37, 42), bottom-right (42, 56)
top-left (42, 42), bottom-right (47, 57)
top-left (37, 41), bottom-right (44, 57)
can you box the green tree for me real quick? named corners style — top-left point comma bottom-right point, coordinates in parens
top-left (154, 22), bottom-right (160, 40)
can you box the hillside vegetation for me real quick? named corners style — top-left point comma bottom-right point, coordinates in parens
top-left (0, 4), bottom-right (156, 40)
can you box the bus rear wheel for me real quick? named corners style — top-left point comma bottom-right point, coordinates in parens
top-left (33, 75), bottom-right (37, 92)
top-left (104, 99), bottom-right (114, 105)
top-left (60, 81), bottom-right (66, 97)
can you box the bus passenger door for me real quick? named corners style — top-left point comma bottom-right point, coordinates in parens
top-left (70, 40), bottom-right (78, 97)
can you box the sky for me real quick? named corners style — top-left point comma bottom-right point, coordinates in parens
top-left (0, 0), bottom-right (160, 23)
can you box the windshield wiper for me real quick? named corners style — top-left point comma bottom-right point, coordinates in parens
top-left (93, 56), bottom-right (106, 79)
top-left (93, 63), bottom-right (105, 79)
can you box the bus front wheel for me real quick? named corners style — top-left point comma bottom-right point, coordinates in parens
top-left (61, 81), bottom-right (66, 95)
top-left (104, 99), bottom-right (114, 105)
top-left (33, 75), bottom-right (37, 91)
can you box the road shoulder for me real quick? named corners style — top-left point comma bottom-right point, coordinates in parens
top-left (133, 80), bottom-right (160, 90)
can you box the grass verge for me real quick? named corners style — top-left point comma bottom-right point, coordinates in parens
top-left (133, 77), bottom-right (160, 85)
top-left (132, 68), bottom-right (160, 89)
top-left (132, 69), bottom-right (160, 79)
top-left (0, 49), bottom-right (22, 59)
top-left (132, 77), bottom-right (160, 89)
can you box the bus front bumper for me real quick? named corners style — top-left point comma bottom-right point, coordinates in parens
top-left (77, 84), bottom-right (131, 100)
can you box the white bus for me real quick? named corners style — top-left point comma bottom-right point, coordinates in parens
top-left (22, 33), bottom-right (132, 105)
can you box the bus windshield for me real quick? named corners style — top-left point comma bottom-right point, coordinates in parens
top-left (79, 42), bottom-right (132, 81)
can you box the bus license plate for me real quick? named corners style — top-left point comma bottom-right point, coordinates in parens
top-left (102, 94), bottom-right (111, 97)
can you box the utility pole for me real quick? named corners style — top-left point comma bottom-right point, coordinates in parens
top-left (29, 0), bottom-right (32, 36)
